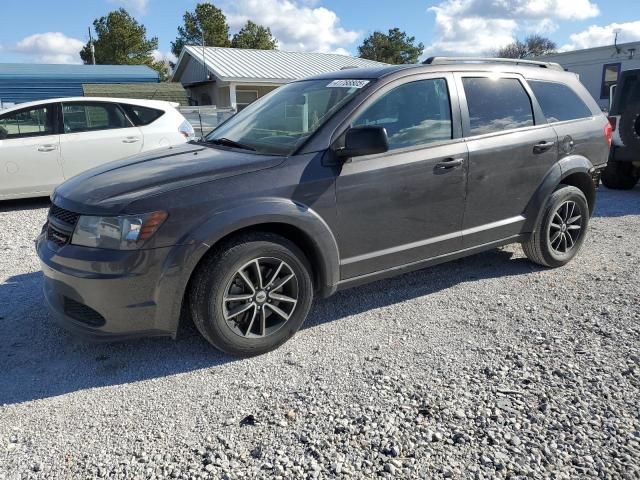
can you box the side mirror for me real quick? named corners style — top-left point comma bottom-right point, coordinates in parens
top-left (335, 126), bottom-right (389, 159)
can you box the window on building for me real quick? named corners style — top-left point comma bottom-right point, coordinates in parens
top-left (236, 90), bottom-right (259, 111)
top-left (0, 105), bottom-right (55, 140)
top-left (462, 77), bottom-right (534, 136)
top-left (353, 78), bottom-right (452, 150)
top-left (528, 80), bottom-right (592, 123)
top-left (62, 103), bottom-right (131, 133)
top-left (601, 63), bottom-right (621, 99)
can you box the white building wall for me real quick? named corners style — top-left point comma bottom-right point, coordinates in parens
top-left (538, 42), bottom-right (640, 109)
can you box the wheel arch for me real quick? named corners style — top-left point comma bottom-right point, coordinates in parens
top-left (189, 221), bottom-right (335, 295)
top-left (163, 198), bottom-right (338, 327)
top-left (523, 155), bottom-right (597, 232)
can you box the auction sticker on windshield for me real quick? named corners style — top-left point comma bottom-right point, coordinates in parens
top-left (327, 80), bottom-right (370, 88)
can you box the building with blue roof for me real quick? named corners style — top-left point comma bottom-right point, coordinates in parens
top-left (0, 64), bottom-right (160, 105)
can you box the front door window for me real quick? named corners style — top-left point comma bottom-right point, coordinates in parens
top-left (353, 78), bottom-right (453, 150)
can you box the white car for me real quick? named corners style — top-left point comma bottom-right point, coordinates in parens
top-left (0, 97), bottom-right (195, 200)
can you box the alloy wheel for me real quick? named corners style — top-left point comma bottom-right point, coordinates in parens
top-left (548, 200), bottom-right (583, 254)
top-left (222, 257), bottom-right (299, 338)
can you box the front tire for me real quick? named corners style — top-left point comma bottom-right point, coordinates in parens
top-left (189, 233), bottom-right (314, 357)
top-left (601, 160), bottom-right (640, 190)
top-left (522, 185), bottom-right (589, 268)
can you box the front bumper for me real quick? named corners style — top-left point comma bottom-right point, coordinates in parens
top-left (590, 164), bottom-right (605, 188)
top-left (36, 232), bottom-right (197, 340)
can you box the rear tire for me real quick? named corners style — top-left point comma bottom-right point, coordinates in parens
top-left (601, 160), bottom-right (640, 190)
top-left (189, 232), bottom-right (314, 357)
top-left (522, 185), bottom-right (589, 268)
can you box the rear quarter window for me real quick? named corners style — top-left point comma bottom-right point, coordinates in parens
top-left (528, 80), bottom-right (592, 123)
top-left (121, 104), bottom-right (165, 126)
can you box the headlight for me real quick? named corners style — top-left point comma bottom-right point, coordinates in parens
top-left (71, 211), bottom-right (168, 250)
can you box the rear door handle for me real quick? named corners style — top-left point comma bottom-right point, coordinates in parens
top-left (436, 158), bottom-right (464, 169)
top-left (37, 145), bottom-right (58, 152)
top-left (533, 141), bottom-right (555, 154)
top-left (122, 137), bottom-right (141, 144)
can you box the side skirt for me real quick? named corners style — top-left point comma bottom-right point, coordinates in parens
top-left (335, 234), bottom-right (527, 292)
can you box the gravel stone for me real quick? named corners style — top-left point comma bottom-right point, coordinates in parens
top-left (1, 188), bottom-right (640, 479)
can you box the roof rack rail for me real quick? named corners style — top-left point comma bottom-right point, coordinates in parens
top-left (423, 57), bottom-right (565, 71)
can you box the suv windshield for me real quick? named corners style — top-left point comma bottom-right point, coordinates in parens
top-left (206, 79), bottom-right (371, 155)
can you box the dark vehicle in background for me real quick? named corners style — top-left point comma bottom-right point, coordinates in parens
top-left (603, 69), bottom-right (640, 189)
top-left (36, 58), bottom-right (611, 356)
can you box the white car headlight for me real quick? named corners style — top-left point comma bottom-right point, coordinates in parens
top-left (71, 211), bottom-right (168, 250)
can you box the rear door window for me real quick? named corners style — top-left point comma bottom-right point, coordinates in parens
top-left (62, 102), bottom-right (131, 133)
top-left (120, 104), bottom-right (165, 126)
top-left (528, 81), bottom-right (592, 123)
top-left (0, 105), bottom-right (55, 139)
top-left (462, 77), bottom-right (534, 136)
top-left (353, 78), bottom-right (453, 150)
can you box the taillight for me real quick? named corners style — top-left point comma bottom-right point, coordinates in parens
top-left (608, 116), bottom-right (617, 131)
top-left (179, 119), bottom-right (195, 140)
top-left (604, 122), bottom-right (613, 147)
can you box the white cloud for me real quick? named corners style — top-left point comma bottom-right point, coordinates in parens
top-left (430, 0), bottom-right (599, 22)
top-left (108, 0), bottom-right (149, 15)
top-left (425, 0), bottom-right (600, 56)
top-left (13, 32), bottom-right (85, 64)
top-left (222, 0), bottom-right (360, 54)
top-left (152, 49), bottom-right (177, 64)
top-left (560, 21), bottom-right (640, 51)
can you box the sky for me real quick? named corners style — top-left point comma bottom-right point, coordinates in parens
top-left (0, 0), bottom-right (639, 65)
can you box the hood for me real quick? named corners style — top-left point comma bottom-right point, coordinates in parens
top-left (52, 143), bottom-right (285, 213)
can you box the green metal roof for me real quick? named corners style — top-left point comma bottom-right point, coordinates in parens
top-left (82, 83), bottom-right (189, 105)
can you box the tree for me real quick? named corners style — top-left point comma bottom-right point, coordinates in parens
top-left (171, 3), bottom-right (230, 58)
top-left (80, 9), bottom-right (168, 80)
top-left (497, 35), bottom-right (557, 58)
top-left (231, 21), bottom-right (277, 50)
top-left (358, 28), bottom-right (424, 64)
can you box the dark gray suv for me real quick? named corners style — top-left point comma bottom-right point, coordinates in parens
top-left (36, 58), bottom-right (611, 356)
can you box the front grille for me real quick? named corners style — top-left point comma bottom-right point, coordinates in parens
top-left (63, 297), bottom-right (106, 327)
top-left (49, 205), bottom-right (80, 226)
top-left (46, 204), bottom-right (79, 249)
top-left (47, 225), bottom-right (70, 247)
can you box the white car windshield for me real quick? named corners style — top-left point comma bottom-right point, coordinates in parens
top-left (206, 79), bottom-right (371, 155)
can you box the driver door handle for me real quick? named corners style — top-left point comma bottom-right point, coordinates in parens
top-left (37, 144), bottom-right (58, 152)
top-left (122, 137), bottom-right (141, 144)
top-left (436, 158), bottom-right (464, 169)
top-left (533, 141), bottom-right (555, 154)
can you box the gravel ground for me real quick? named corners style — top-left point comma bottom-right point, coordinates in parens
top-left (1, 187), bottom-right (639, 480)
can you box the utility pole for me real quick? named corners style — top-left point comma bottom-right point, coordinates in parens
top-left (202, 31), bottom-right (207, 80)
top-left (88, 27), bottom-right (96, 65)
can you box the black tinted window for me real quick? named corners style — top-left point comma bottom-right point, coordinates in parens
top-left (528, 81), bottom-right (592, 123)
top-left (600, 63), bottom-right (620, 99)
top-left (62, 103), bottom-right (130, 133)
top-left (121, 104), bottom-right (164, 126)
top-left (354, 78), bottom-right (452, 150)
top-left (0, 105), bottom-right (55, 140)
top-left (463, 77), bottom-right (534, 136)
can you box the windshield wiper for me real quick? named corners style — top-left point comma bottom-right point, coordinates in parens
top-left (207, 137), bottom-right (256, 151)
